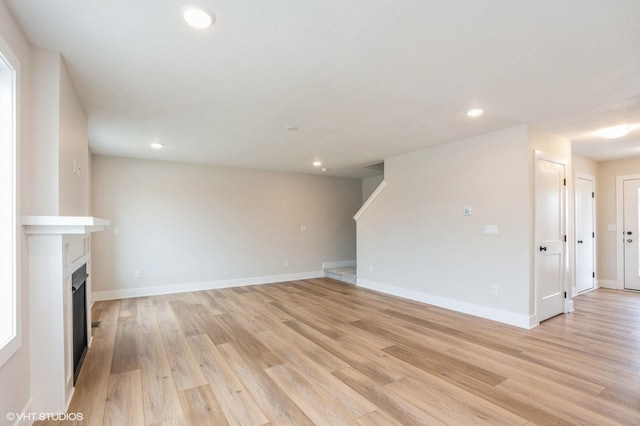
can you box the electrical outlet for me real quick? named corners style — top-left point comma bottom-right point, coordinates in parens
top-left (300, 225), bottom-right (307, 232)
top-left (369, 265), bottom-right (374, 272)
top-left (491, 285), bottom-right (498, 295)
top-left (485, 225), bottom-right (498, 235)
top-left (135, 271), bottom-right (141, 279)
top-left (284, 260), bottom-right (289, 267)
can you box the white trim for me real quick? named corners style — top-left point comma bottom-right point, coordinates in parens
top-left (22, 216), bottom-right (110, 235)
top-left (353, 180), bottom-right (386, 221)
top-left (616, 174), bottom-right (640, 290)
top-left (528, 314), bottom-right (539, 329)
top-left (322, 260), bottom-right (356, 269)
top-left (13, 398), bottom-right (33, 426)
top-left (597, 279), bottom-right (619, 290)
top-left (93, 270), bottom-right (324, 301)
top-left (357, 278), bottom-right (536, 329)
top-left (564, 299), bottom-right (574, 313)
top-left (0, 30), bottom-right (21, 369)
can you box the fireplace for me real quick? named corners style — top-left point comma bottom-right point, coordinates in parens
top-left (72, 264), bottom-right (88, 384)
top-left (23, 215), bottom-right (109, 413)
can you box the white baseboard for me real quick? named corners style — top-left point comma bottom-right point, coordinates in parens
top-left (92, 270), bottom-right (323, 301)
top-left (357, 278), bottom-right (535, 329)
top-left (564, 299), bottom-right (575, 313)
top-left (597, 279), bottom-right (619, 289)
top-left (322, 260), bottom-right (356, 269)
top-left (13, 398), bottom-right (33, 426)
top-left (528, 314), bottom-right (538, 329)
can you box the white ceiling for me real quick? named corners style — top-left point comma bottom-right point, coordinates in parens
top-left (5, 0), bottom-right (640, 178)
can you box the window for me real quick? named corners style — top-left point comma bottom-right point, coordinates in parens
top-left (0, 35), bottom-right (19, 367)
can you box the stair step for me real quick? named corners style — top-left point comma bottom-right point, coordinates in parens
top-left (323, 266), bottom-right (357, 285)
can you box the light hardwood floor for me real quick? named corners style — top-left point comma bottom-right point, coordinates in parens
top-left (46, 279), bottom-right (640, 425)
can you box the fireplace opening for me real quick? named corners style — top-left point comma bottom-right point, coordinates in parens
top-left (72, 264), bottom-right (88, 384)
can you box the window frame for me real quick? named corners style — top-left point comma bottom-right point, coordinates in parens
top-left (0, 33), bottom-right (21, 368)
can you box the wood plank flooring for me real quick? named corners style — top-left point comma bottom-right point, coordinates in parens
top-left (47, 280), bottom-right (640, 425)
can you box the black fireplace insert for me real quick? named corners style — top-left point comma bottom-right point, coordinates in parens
top-left (72, 264), bottom-right (88, 384)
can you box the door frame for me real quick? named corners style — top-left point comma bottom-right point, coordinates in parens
top-left (616, 174), bottom-right (640, 290)
top-left (574, 172), bottom-right (596, 295)
top-left (533, 150), bottom-right (569, 324)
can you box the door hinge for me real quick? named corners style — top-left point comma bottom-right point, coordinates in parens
top-left (592, 272), bottom-right (595, 278)
top-left (564, 291), bottom-right (567, 298)
top-left (564, 235), bottom-right (567, 242)
top-left (592, 191), bottom-right (595, 198)
top-left (592, 231), bottom-right (595, 238)
top-left (563, 178), bottom-right (567, 186)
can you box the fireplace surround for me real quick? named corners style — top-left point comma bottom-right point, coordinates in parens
top-left (23, 216), bottom-right (109, 413)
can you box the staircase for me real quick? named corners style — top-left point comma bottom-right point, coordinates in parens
top-left (324, 265), bottom-right (357, 285)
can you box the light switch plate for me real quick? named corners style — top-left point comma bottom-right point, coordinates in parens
top-left (608, 224), bottom-right (617, 232)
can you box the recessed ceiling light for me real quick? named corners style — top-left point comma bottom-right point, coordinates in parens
top-left (467, 109), bottom-right (484, 117)
top-left (150, 142), bottom-right (164, 149)
top-left (286, 125), bottom-right (298, 131)
top-left (313, 161), bottom-right (322, 167)
top-left (321, 167), bottom-right (328, 172)
top-left (597, 125), bottom-right (632, 139)
top-left (181, 4), bottom-right (215, 29)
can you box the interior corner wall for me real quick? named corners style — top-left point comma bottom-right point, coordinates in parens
top-left (572, 154), bottom-right (598, 177)
top-left (0, 1), bottom-right (32, 421)
top-left (28, 48), bottom-right (89, 217)
top-left (362, 175), bottom-right (384, 203)
top-left (91, 156), bottom-right (362, 298)
top-left (597, 156), bottom-right (640, 283)
top-left (356, 125), bottom-right (533, 327)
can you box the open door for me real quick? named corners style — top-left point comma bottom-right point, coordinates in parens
top-left (575, 175), bottom-right (595, 293)
top-left (535, 154), bottom-right (566, 322)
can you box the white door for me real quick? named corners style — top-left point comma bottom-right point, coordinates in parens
top-left (623, 179), bottom-right (640, 290)
top-left (575, 177), bottom-right (595, 293)
top-left (535, 157), bottom-right (565, 322)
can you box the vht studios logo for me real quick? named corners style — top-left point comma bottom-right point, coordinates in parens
top-left (6, 411), bottom-right (84, 422)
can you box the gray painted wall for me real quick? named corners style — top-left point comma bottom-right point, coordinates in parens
top-left (91, 156), bottom-right (362, 295)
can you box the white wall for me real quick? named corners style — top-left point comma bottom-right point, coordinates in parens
top-left (28, 48), bottom-right (89, 216)
top-left (362, 174), bottom-right (384, 204)
top-left (91, 156), bottom-right (361, 298)
top-left (27, 48), bottom-right (59, 215)
top-left (357, 125), bottom-right (535, 326)
top-left (573, 154), bottom-right (598, 177)
top-left (597, 156), bottom-right (640, 283)
top-left (0, 2), bottom-right (31, 423)
top-left (58, 58), bottom-right (89, 216)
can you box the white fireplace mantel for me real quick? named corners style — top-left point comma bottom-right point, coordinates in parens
top-left (22, 215), bottom-right (110, 235)
top-left (24, 215), bottom-right (109, 413)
